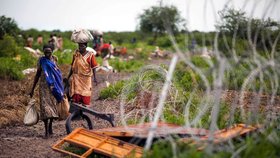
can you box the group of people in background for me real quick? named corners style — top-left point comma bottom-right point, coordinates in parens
top-left (26, 33), bottom-right (63, 52)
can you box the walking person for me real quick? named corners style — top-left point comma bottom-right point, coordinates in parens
top-left (57, 35), bottom-right (63, 51)
top-left (37, 34), bottom-right (43, 45)
top-left (67, 42), bottom-right (98, 106)
top-left (26, 35), bottom-right (34, 48)
top-left (30, 44), bottom-right (64, 138)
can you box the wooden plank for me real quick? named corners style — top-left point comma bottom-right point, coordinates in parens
top-left (52, 128), bottom-right (143, 158)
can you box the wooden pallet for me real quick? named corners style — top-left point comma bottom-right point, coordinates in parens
top-left (52, 128), bottom-right (143, 158)
top-left (180, 123), bottom-right (258, 149)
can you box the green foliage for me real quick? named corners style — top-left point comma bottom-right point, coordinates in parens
top-left (0, 57), bottom-right (24, 80)
top-left (0, 48), bottom-right (37, 80)
top-left (138, 5), bottom-right (185, 44)
top-left (145, 140), bottom-right (231, 158)
top-left (53, 50), bottom-right (73, 65)
top-left (181, 92), bottom-right (242, 129)
top-left (163, 108), bottom-right (185, 125)
top-left (156, 36), bottom-right (172, 47)
top-left (138, 5), bottom-right (185, 34)
top-left (191, 56), bottom-right (211, 68)
top-left (99, 65), bottom-right (167, 102)
top-left (110, 58), bottom-right (144, 72)
top-left (0, 35), bottom-right (19, 57)
top-left (0, 15), bottom-right (19, 39)
top-left (217, 7), bottom-right (280, 52)
top-left (174, 59), bottom-right (212, 92)
top-left (99, 80), bottom-right (125, 99)
top-left (18, 49), bottom-right (37, 68)
top-left (217, 34), bottom-right (249, 57)
top-left (224, 59), bottom-right (280, 94)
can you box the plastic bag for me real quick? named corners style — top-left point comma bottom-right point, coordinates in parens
top-left (24, 99), bottom-right (39, 126)
top-left (71, 29), bottom-right (93, 43)
top-left (57, 94), bottom-right (70, 120)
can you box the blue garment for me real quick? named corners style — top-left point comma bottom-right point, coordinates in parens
top-left (40, 57), bottom-right (64, 103)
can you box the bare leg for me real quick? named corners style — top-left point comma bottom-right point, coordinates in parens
top-left (48, 118), bottom-right (53, 135)
top-left (43, 119), bottom-right (49, 138)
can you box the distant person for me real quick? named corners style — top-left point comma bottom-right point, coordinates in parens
top-left (99, 52), bottom-right (113, 72)
top-left (131, 37), bottom-right (136, 44)
top-left (57, 35), bottom-right (63, 51)
top-left (53, 34), bottom-right (58, 48)
top-left (92, 36), bottom-right (98, 50)
top-left (29, 44), bottom-right (64, 138)
top-left (153, 46), bottom-right (163, 57)
top-left (48, 34), bottom-right (55, 50)
top-left (93, 35), bottom-right (103, 56)
top-left (48, 34), bottom-right (58, 51)
top-left (189, 39), bottom-right (197, 54)
top-left (99, 35), bottom-right (104, 47)
top-left (26, 35), bottom-right (34, 48)
top-left (100, 42), bottom-right (110, 58)
top-left (67, 42), bottom-right (98, 106)
top-left (109, 41), bottom-right (114, 57)
top-left (37, 34), bottom-right (43, 45)
top-left (96, 42), bottom-right (114, 87)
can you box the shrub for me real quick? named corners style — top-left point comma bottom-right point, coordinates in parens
top-left (0, 57), bottom-right (24, 80)
top-left (174, 60), bottom-right (212, 92)
top-left (0, 48), bottom-right (37, 80)
top-left (0, 35), bottom-right (19, 57)
top-left (157, 36), bottom-right (172, 48)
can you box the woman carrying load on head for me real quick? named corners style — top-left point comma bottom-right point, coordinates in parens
top-left (67, 42), bottom-right (98, 106)
top-left (30, 44), bottom-right (64, 138)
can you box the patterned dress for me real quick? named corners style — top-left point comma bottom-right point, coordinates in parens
top-left (38, 56), bottom-right (59, 120)
top-left (70, 51), bottom-right (97, 97)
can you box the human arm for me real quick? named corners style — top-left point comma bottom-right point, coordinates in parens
top-left (67, 68), bottom-right (73, 80)
top-left (66, 54), bottom-right (75, 80)
top-left (93, 68), bottom-right (98, 86)
top-left (29, 67), bottom-right (41, 97)
top-left (91, 54), bottom-right (99, 85)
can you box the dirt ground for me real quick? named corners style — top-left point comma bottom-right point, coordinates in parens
top-left (0, 58), bottom-right (279, 158)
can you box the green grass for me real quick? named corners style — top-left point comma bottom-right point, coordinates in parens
top-left (110, 58), bottom-right (144, 72)
top-left (99, 80), bottom-right (125, 99)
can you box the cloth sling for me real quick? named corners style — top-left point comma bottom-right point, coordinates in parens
top-left (40, 57), bottom-right (64, 103)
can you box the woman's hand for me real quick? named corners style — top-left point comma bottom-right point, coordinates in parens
top-left (50, 85), bottom-right (54, 91)
top-left (94, 79), bottom-right (98, 86)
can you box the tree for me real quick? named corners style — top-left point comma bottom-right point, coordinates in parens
top-left (217, 7), bottom-right (280, 52)
top-left (138, 5), bottom-right (185, 44)
top-left (0, 15), bottom-right (19, 39)
top-left (217, 8), bottom-right (248, 38)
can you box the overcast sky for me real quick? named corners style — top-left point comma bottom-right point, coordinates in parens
top-left (0, 0), bottom-right (279, 32)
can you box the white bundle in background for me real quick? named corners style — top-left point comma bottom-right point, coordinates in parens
top-left (86, 47), bottom-right (97, 56)
top-left (71, 28), bottom-right (93, 43)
